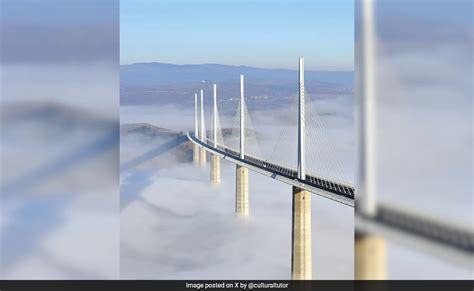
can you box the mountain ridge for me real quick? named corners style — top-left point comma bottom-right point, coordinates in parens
top-left (122, 61), bottom-right (352, 73)
top-left (121, 61), bottom-right (353, 87)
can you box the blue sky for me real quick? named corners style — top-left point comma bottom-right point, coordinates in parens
top-left (120, 0), bottom-right (354, 70)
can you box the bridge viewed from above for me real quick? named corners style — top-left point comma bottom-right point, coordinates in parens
top-left (187, 55), bottom-right (473, 280)
top-left (188, 134), bottom-right (354, 206)
top-left (188, 57), bottom-right (352, 280)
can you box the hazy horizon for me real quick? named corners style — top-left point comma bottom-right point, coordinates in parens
top-left (121, 60), bottom-right (355, 72)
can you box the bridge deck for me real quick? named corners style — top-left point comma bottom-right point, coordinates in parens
top-left (356, 204), bottom-right (474, 269)
top-left (187, 133), bottom-right (474, 268)
top-left (188, 133), bottom-right (354, 207)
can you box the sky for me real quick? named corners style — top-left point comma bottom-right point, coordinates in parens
top-left (120, 0), bottom-right (354, 70)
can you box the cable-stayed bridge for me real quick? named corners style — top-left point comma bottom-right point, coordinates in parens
top-left (189, 57), bottom-right (352, 280)
top-left (353, 0), bottom-right (473, 279)
top-left (189, 134), bottom-right (354, 206)
top-left (187, 56), bottom-right (473, 280)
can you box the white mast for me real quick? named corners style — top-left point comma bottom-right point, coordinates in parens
top-left (213, 84), bottom-right (218, 148)
top-left (240, 74), bottom-right (245, 159)
top-left (200, 89), bottom-right (204, 142)
top-left (298, 57), bottom-right (306, 180)
top-left (194, 93), bottom-right (198, 138)
top-left (358, 0), bottom-right (377, 216)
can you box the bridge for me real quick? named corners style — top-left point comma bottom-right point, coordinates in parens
top-left (187, 55), bottom-right (474, 280)
top-left (353, 0), bottom-right (473, 279)
top-left (188, 57), bottom-right (353, 280)
top-left (188, 134), bottom-right (354, 206)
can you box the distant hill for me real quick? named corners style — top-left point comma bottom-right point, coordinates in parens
top-left (121, 62), bottom-right (353, 107)
top-left (121, 62), bottom-right (353, 87)
top-left (120, 123), bottom-right (252, 140)
top-left (119, 123), bottom-right (263, 167)
top-left (120, 123), bottom-right (180, 138)
top-left (120, 123), bottom-right (192, 167)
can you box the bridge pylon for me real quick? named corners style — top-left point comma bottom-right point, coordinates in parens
top-left (291, 57), bottom-right (312, 280)
top-left (210, 84), bottom-right (221, 184)
top-left (235, 75), bottom-right (249, 217)
top-left (355, 0), bottom-right (386, 279)
top-left (193, 93), bottom-right (199, 165)
top-left (199, 89), bottom-right (207, 166)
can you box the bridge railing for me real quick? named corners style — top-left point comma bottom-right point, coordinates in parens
top-left (200, 136), bottom-right (354, 200)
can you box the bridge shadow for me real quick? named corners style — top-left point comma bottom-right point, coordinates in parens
top-left (0, 129), bottom-right (119, 277)
top-left (1, 130), bottom-right (118, 198)
top-left (120, 135), bottom-right (197, 211)
top-left (121, 170), bottom-right (155, 211)
top-left (121, 169), bottom-right (210, 211)
top-left (120, 135), bottom-right (188, 171)
top-left (137, 197), bottom-right (195, 220)
top-left (0, 194), bottom-right (69, 273)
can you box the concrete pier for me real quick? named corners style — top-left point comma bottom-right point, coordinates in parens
top-left (291, 186), bottom-right (312, 280)
top-left (355, 234), bottom-right (386, 280)
top-left (199, 147), bottom-right (207, 166)
top-left (235, 165), bottom-right (249, 217)
top-left (210, 154), bottom-right (220, 184)
top-left (193, 143), bottom-right (199, 165)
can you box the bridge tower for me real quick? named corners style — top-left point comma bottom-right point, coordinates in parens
top-left (199, 89), bottom-right (207, 166)
top-left (193, 93), bottom-right (200, 165)
top-left (210, 84), bottom-right (221, 184)
top-left (291, 57), bottom-right (312, 280)
top-left (355, 0), bottom-right (386, 280)
top-left (235, 74), bottom-right (249, 217)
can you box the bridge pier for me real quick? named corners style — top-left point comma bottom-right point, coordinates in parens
top-left (355, 234), bottom-right (386, 279)
top-left (210, 154), bottom-right (220, 184)
top-left (235, 165), bottom-right (249, 217)
top-left (291, 186), bottom-right (312, 280)
top-left (199, 146), bottom-right (207, 166)
top-left (193, 143), bottom-right (199, 165)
